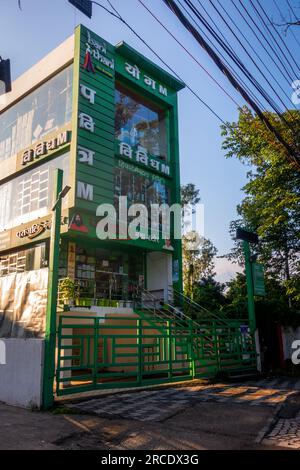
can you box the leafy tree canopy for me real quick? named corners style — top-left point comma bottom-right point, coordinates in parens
top-left (222, 107), bottom-right (300, 309)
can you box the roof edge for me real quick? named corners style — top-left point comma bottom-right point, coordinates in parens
top-left (115, 41), bottom-right (185, 92)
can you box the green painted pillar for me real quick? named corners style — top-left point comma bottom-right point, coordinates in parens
top-left (43, 169), bottom-right (63, 409)
top-left (243, 240), bottom-right (256, 334)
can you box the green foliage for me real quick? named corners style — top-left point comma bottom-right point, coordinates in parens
top-left (224, 272), bottom-right (300, 323)
top-left (180, 183), bottom-right (201, 207)
top-left (58, 277), bottom-right (77, 304)
top-left (192, 276), bottom-right (226, 313)
top-left (221, 106), bottom-right (300, 315)
top-left (182, 234), bottom-right (217, 296)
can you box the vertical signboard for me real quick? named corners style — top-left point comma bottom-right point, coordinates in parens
top-left (74, 25), bottom-right (115, 218)
top-left (67, 242), bottom-right (76, 279)
top-left (252, 263), bottom-right (266, 296)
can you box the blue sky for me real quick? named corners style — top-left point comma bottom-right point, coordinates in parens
top-left (1, 0), bottom-right (300, 278)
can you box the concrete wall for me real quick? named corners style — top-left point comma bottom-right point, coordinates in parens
top-left (0, 339), bottom-right (44, 408)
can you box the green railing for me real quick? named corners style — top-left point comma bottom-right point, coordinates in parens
top-left (56, 312), bottom-right (257, 396)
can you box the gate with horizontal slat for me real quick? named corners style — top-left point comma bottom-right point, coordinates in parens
top-left (55, 314), bottom-right (256, 396)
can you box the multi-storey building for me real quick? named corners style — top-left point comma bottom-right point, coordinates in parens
top-left (0, 25), bottom-right (184, 310)
top-left (0, 25), bottom-right (186, 406)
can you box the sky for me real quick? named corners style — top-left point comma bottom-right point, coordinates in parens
top-left (1, 0), bottom-right (300, 281)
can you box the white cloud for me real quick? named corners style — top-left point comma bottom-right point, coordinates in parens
top-left (214, 257), bottom-right (243, 283)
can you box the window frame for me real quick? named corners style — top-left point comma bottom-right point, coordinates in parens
top-left (115, 80), bottom-right (170, 163)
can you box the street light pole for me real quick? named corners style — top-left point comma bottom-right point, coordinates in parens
top-left (42, 169), bottom-right (67, 409)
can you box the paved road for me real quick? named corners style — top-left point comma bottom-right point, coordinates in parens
top-left (241, 377), bottom-right (300, 391)
top-left (68, 381), bottom-right (298, 422)
top-left (66, 377), bottom-right (300, 450)
top-left (263, 411), bottom-right (300, 449)
top-left (1, 377), bottom-right (300, 450)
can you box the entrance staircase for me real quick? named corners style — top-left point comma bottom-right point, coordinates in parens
top-left (133, 287), bottom-right (258, 378)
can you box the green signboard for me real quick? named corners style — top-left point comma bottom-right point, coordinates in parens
top-left (252, 263), bottom-right (266, 296)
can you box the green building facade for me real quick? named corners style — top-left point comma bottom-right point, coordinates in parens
top-left (0, 25), bottom-right (185, 309)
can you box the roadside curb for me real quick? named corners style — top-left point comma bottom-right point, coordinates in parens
top-left (255, 402), bottom-right (283, 444)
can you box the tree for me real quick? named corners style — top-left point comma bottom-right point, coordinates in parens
top-left (181, 183), bottom-right (201, 207)
top-left (193, 276), bottom-right (226, 313)
top-left (225, 272), bottom-right (300, 325)
top-left (222, 106), bottom-right (300, 308)
top-left (182, 234), bottom-right (217, 296)
top-left (115, 92), bottom-right (140, 135)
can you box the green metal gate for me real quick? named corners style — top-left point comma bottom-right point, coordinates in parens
top-left (56, 313), bottom-right (257, 396)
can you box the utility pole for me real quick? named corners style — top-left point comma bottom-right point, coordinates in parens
top-left (236, 227), bottom-right (259, 334)
top-left (43, 169), bottom-right (70, 409)
top-left (243, 240), bottom-right (256, 334)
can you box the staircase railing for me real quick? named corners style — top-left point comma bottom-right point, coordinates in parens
top-left (134, 287), bottom-right (228, 359)
top-left (169, 287), bottom-right (244, 329)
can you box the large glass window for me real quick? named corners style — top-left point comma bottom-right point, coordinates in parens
top-left (0, 65), bottom-right (73, 161)
top-left (115, 83), bottom-right (168, 161)
top-left (114, 166), bottom-right (169, 211)
top-left (0, 243), bottom-right (47, 277)
top-left (0, 153), bottom-right (69, 231)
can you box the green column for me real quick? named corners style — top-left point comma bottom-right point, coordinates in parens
top-left (243, 240), bottom-right (256, 334)
top-left (43, 169), bottom-right (63, 409)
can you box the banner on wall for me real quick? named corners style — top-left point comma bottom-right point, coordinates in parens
top-left (0, 268), bottom-right (48, 338)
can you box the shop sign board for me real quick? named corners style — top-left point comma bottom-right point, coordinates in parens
top-left (16, 127), bottom-right (71, 171)
top-left (252, 263), bottom-right (266, 296)
top-left (0, 212), bottom-right (69, 251)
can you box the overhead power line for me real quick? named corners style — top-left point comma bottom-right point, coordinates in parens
top-left (182, 0), bottom-right (291, 121)
top-left (286, 0), bottom-right (299, 20)
top-left (137, 0), bottom-right (241, 108)
top-left (207, 0), bottom-right (298, 111)
top-left (90, 1), bottom-right (226, 123)
top-left (205, 0), bottom-right (297, 114)
top-left (162, 0), bottom-right (300, 169)
top-left (273, 0), bottom-right (300, 48)
top-left (251, 0), bottom-right (300, 76)
top-left (237, 0), bottom-right (295, 85)
top-left (176, 0), bottom-right (267, 111)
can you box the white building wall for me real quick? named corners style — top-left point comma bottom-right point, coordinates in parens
top-left (0, 339), bottom-right (44, 408)
top-left (146, 251), bottom-right (173, 301)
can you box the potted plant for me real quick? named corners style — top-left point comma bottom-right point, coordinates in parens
top-left (59, 277), bottom-right (77, 307)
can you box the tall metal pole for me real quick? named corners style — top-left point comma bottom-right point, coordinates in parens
top-left (243, 240), bottom-right (256, 334)
top-left (43, 169), bottom-right (63, 409)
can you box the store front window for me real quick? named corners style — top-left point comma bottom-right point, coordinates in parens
top-left (0, 65), bottom-right (73, 161)
top-left (0, 152), bottom-right (70, 231)
top-left (115, 83), bottom-right (168, 161)
top-left (67, 244), bottom-right (144, 303)
top-left (0, 242), bottom-right (47, 277)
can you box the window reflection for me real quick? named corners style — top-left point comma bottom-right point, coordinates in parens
top-left (114, 167), bottom-right (169, 211)
top-left (0, 65), bottom-right (73, 161)
top-left (0, 243), bottom-right (47, 277)
top-left (115, 84), bottom-right (167, 161)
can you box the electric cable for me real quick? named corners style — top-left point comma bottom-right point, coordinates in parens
top-left (89, 1), bottom-right (226, 123)
top-left (162, 0), bottom-right (300, 169)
